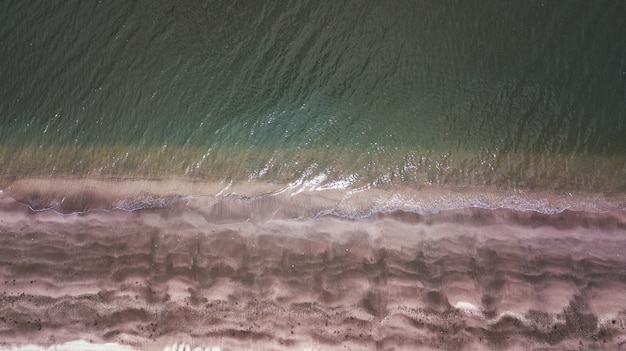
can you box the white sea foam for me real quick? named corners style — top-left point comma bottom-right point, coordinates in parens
top-left (162, 344), bottom-right (221, 351)
top-left (1, 341), bottom-right (329, 351)
top-left (0, 340), bottom-right (137, 351)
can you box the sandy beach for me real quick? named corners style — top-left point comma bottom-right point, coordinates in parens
top-left (0, 178), bottom-right (625, 350)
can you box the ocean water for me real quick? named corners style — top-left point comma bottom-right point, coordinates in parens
top-left (1, 0), bottom-right (625, 193)
top-left (1, 1), bottom-right (626, 350)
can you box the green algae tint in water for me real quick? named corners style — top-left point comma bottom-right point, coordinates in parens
top-left (0, 0), bottom-right (625, 191)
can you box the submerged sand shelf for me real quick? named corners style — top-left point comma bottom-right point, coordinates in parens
top-left (0, 143), bottom-right (625, 192)
top-left (0, 193), bottom-right (625, 350)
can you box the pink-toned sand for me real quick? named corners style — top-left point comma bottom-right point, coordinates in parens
top-left (1, 178), bottom-right (625, 350)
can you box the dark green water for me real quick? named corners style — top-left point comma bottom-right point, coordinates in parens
top-left (1, 0), bottom-right (625, 191)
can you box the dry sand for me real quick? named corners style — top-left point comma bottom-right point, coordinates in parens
top-left (0, 178), bottom-right (625, 350)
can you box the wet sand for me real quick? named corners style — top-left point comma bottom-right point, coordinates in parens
top-left (0, 179), bottom-right (625, 350)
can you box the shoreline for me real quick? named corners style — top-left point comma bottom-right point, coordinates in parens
top-left (2, 176), bottom-right (626, 216)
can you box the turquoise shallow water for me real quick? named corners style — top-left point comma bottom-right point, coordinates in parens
top-left (0, 0), bottom-right (625, 191)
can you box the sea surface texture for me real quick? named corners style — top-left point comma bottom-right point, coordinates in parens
top-left (0, 0), bottom-right (625, 350)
